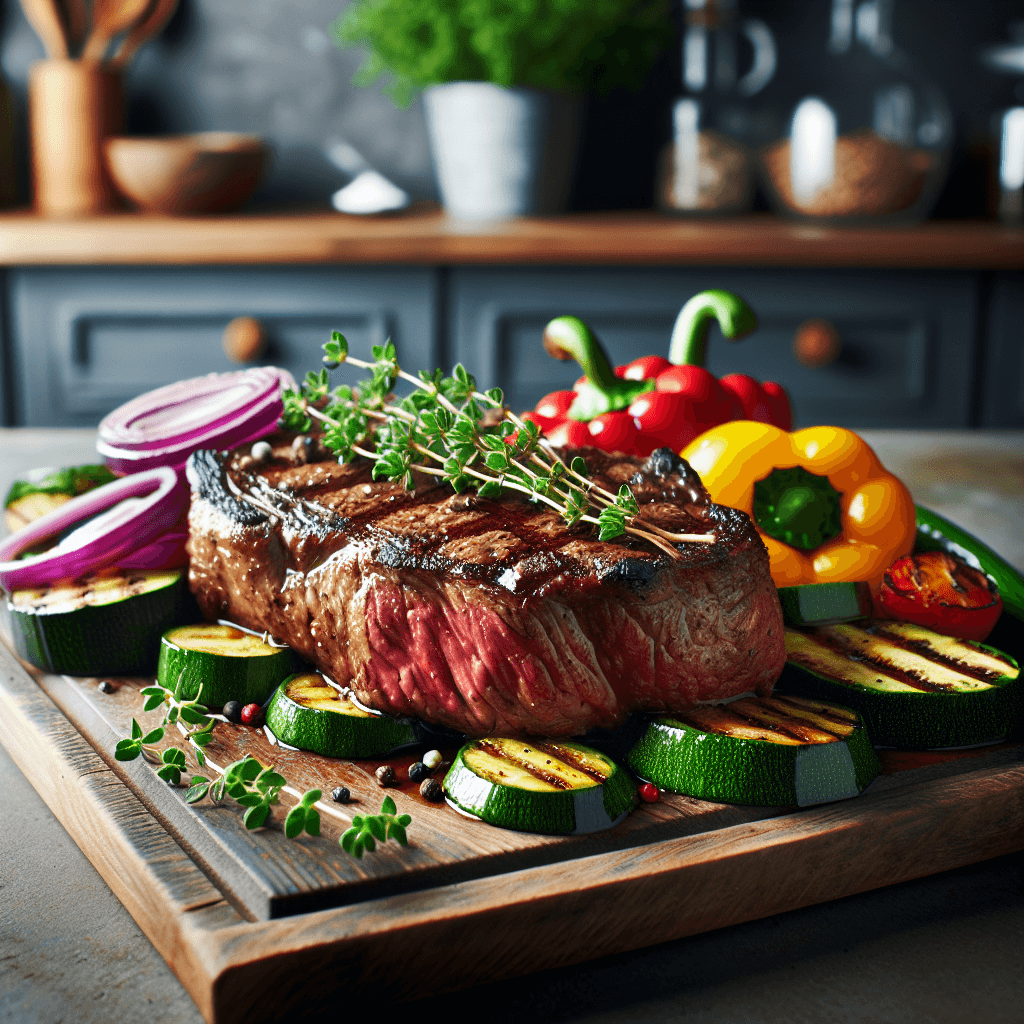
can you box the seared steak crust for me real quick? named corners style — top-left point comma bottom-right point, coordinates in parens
top-left (186, 438), bottom-right (785, 736)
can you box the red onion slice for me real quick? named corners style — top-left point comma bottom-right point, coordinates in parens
top-left (118, 530), bottom-right (189, 571)
top-left (97, 399), bottom-right (283, 476)
top-left (0, 467), bottom-right (186, 591)
top-left (98, 367), bottom-right (296, 451)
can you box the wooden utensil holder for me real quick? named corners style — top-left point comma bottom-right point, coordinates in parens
top-left (29, 59), bottom-right (124, 217)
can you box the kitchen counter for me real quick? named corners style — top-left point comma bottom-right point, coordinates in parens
top-left (2, 428), bottom-right (1023, 1023)
top-left (0, 210), bottom-right (1022, 267)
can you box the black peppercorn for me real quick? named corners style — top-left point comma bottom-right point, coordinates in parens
top-left (331, 786), bottom-right (351, 804)
top-left (222, 700), bottom-right (242, 723)
top-left (419, 778), bottom-right (443, 802)
top-left (375, 765), bottom-right (397, 787)
top-left (97, 680), bottom-right (114, 694)
top-left (408, 761), bottom-right (429, 783)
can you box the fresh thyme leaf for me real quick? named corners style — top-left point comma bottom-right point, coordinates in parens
top-left (339, 796), bottom-right (412, 858)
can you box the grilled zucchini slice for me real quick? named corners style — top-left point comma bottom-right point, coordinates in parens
top-left (627, 694), bottom-right (880, 807)
top-left (157, 623), bottom-right (293, 707)
top-left (779, 620), bottom-right (1022, 749)
top-left (265, 673), bottom-right (419, 758)
top-left (443, 737), bottom-right (637, 835)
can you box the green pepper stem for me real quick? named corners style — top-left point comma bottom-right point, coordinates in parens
top-left (542, 316), bottom-right (653, 420)
top-left (668, 289), bottom-right (758, 367)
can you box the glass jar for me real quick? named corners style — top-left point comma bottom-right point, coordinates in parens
top-left (980, 22), bottom-right (1024, 224)
top-left (758, 0), bottom-right (952, 224)
top-left (656, 0), bottom-right (776, 215)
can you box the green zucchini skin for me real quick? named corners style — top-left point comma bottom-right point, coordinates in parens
top-left (265, 676), bottom-right (419, 758)
top-left (443, 741), bottom-right (637, 835)
top-left (777, 581), bottom-right (872, 627)
top-left (915, 505), bottom-right (1024, 623)
top-left (627, 715), bottom-right (880, 807)
top-left (777, 639), bottom-right (1022, 750)
top-left (4, 572), bottom-right (190, 676)
top-left (157, 630), bottom-right (293, 708)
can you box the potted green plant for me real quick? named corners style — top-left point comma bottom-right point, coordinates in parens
top-left (334, 0), bottom-right (672, 220)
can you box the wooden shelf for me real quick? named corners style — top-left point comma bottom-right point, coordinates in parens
top-left (0, 209), bottom-right (1021, 268)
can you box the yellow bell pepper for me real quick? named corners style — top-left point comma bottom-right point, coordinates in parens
top-left (681, 421), bottom-right (915, 587)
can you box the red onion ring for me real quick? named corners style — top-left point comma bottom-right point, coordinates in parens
top-left (97, 400), bottom-right (283, 476)
top-left (118, 530), bottom-right (189, 571)
top-left (98, 367), bottom-right (295, 452)
top-left (0, 467), bottom-right (186, 591)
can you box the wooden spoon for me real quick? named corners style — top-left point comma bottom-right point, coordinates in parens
top-left (109, 0), bottom-right (178, 69)
top-left (55, 0), bottom-right (88, 54)
top-left (83, 0), bottom-right (153, 61)
top-left (18, 0), bottom-right (70, 57)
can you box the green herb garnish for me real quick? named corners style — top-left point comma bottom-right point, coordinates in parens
top-left (186, 756), bottom-right (321, 836)
top-left (277, 334), bottom-right (713, 558)
top-left (341, 796), bottom-right (411, 858)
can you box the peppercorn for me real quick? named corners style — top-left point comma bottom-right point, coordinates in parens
top-left (408, 761), bottom-right (429, 783)
top-left (422, 749), bottom-right (442, 770)
top-left (331, 786), bottom-right (351, 804)
top-left (375, 765), bottom-right (397, 787)
top-left (240, 703), bottom-right (263, 727)
top-left (639, 782), bottom-right (659, 803)
top-left (250, 440), bottom-right (273, 462)
top-left (420, 778), bottom-right (443, 801)
top-left (97, 680), bottom-right (114, 694)
top-left (222, 700), bottom-right (242, 723)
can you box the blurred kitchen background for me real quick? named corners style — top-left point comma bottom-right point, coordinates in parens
top-left (0, 0), bottom-right (1020, 212)
top-left (0, 0), bottom-right (1022, 433)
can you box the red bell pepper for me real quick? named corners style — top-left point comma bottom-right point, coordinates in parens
top-left (523, 289), bottom-right (791, 455)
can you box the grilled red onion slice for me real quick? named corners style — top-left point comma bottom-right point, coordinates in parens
top-left (0, 467), bottom-right (185, 591)
top-left (96, 366), bottom-right (295, 472)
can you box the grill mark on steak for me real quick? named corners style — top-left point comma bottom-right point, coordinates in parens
top-left (186, 438), bottom-right (786, 736)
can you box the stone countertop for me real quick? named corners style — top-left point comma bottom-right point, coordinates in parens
top-left (2, 428), bottom-right (1023, 1024)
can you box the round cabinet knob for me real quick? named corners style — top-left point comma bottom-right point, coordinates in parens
top-left (222, 316), bottom-right (267, 363)
top-left (793, 318), bottom-right (841, 368)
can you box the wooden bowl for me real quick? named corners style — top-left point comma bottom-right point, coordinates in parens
top-left (104, 133), bottom-right (268, 215)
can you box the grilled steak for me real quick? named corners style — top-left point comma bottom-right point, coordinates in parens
top-left (186, 439), bottom-right (785, 737)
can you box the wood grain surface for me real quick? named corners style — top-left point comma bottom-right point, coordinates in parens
top-left (0, 210), bottom-right (1021, 268)
top-left (3, 625), bottom-right (1024, 1024)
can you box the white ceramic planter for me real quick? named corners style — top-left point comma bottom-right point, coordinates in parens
top-left (422, 82), bottom-right (581, 220)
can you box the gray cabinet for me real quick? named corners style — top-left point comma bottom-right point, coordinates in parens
top-left (1, 262), bottom-right (1012, 431)
top-left (449, 267), bottom-right (980, 429)
top-left (8, 266), bottom-right (438, 427)
top-left (980, 273), bottom-right (1024, 428)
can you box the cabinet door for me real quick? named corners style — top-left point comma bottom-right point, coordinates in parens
top-left (449, 267), bottom-right (979, 429)
top-left (10, 266), bottom-right (437, 427)
top-left (979, 272), bottom-right (1024, 427)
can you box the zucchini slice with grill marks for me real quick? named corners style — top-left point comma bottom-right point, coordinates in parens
top-left (265, 673), bottom-right (419, 757)
top-left (779, 620), bottom-right (1022, 749)
top-left (443, 737), bottom-right (637, 835)
top-left (157, 623), bottom-right (293, 707)
top-left (4, 569), bottom-right (190, 676)
top-left (627, 694), bottom-right (880, 807)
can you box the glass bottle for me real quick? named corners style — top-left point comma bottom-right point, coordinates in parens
top-left (980, 20), bottom-right (1024, 224)
top-left (759, 0), bottom-right (952, 223)
top-left (657, 0), bottom-right (776, 215)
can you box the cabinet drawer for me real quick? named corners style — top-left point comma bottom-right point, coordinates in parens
top-left (980, 273), bottom-right (1024, 427)
top-left (450, 268), bottom-right (979, 429)
top-left (10, 267), bottom-right (438, 427)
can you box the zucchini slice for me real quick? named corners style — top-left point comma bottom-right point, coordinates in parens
top-left (4, 464), bottom-right (117, 534)
top-left (4, 569), bottom-right (189, 676)
top-left (157, 623), bottom-right (293, 708)
top-left (443, 737), bottom-right (637, 835)
top-left (777, 581), bottom-right (872, 627)
top-left (265, 673), bottom-right (419, 758)
top-left (627, 695), bottom-right (880, 807)
top-left (779, 621), bottom-right (1022, 749)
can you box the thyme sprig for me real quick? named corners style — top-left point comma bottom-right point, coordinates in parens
top-left (114, 675), bottom-right (216, 779)
top-left (279, 333), bottom-right (715, 556)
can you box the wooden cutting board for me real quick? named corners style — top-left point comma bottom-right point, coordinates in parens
top-left (2, 631), bottom-right (1024, 1024)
